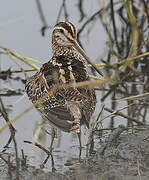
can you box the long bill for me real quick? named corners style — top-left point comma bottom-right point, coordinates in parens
top-left (71, 39), bottom-right (103, 76)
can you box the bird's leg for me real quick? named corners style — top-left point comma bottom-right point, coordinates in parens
top-left (77, 130), bottom-right (82, 158)
top-left (67, 101), bottom-right (82, 155)
top-left (67, 101), bottom-right (82, 129)
top-left (77, 128), bottom-right (82, 156)
top-left (50, 127), bottom-right (55, 152)
top-left (77, 130), bottom-right (82, 149)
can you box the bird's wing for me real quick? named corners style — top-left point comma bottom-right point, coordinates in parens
top-left (43, 106), bottom-right (74, 132)
top-left (26, 58), bottom-right (93, 131)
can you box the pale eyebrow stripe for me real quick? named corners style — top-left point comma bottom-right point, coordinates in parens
top-left (53, 27), bottom-right (66, 32)
top-left (54, 22), bottom-right (76, 39)
top-left (65, 22), bottom-right (75, 37)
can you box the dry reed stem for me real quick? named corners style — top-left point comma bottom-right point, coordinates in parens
top-left (9, 51), bottom-right (149, 73)
top-left (114, 91), bottom-right (149, 101)
top-left (120, 0), bottom-right (139, 72)
top-left (0, 78), bottom-right (108, 133)
top-left (0, 45), bottom-right (40, 71)
top-left (93, 102), bottom-right (135, 129)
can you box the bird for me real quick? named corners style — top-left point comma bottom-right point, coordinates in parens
top-left (25, 21), bottom-right (97, 149)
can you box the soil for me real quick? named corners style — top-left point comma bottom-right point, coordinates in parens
top-left (1, 127), bottom-right (149, 180)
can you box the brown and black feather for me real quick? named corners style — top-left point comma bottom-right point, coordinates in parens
top-left (25, 21), bottom-right (96, 133)
top-left (25, 55), bottom-right (96, 132)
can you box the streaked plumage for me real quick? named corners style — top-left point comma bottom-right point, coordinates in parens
top-left (25, 22), bottom-right (96, 133)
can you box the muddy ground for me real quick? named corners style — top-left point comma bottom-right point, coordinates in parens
top-left (1, 127), bottom-right (149, 180)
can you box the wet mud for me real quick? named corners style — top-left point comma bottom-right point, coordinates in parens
top-left (1, 127), bottom-right (149, 180)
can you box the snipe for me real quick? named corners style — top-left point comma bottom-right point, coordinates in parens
top-left (25, 22), bottom-right (97, 148)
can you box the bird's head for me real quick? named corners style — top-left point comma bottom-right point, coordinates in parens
top-left (52, 22), bottom-right (102, 76)
top-left (52, 21), bottom-right (77, 47)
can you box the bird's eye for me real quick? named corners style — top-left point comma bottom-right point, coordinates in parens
top-left (59, 29), bottom-right (64, 33)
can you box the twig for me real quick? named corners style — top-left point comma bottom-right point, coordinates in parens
top-left (128, 1), bottom-right (139, 57)
top-left (63, 0), bottom-right (69, 21)
top-left (93, 103), bottom-right (143, 128)
top-left (137, 159), bottom-right (141, 180)
top-left (1, 43), bottom-right (149, 74)
top-left (0, 153), bottom-right (15, 170)
top-left (24, 140), bottom-right (53, 168)
top-left (10, 67), bottom-right (101, 80)
top-left (87, 105), bottom-right (105, 155)
top-left (78, 0), bottom-right (85, 22)
top-left (110, 0), bottom-right (121, 53)
top-left (77, 9), bottom-right (103, 38)
top-left (0, 45), bottom-right (40, 71)
top-left (133, 2), bottom-right (147, 17)
top-left (0, 78), bottom-right (107, 133)
top-left (0, 98), bottom-right (16, 148)
top-left (96, 127), bottom-right (149, 132)
top-left (0, 97), bottom-right (20, 180)
top-left (7, 50), bottom-right (27, 78)
top-left (56, 0), bottom-right (69, 23)
top-left (1, 64), bottom-right (149, 132)
top-left (35, 0), bottom-right (50, 36)
top-left (24, 140), bottom-right (52, 156)
top-left (120, 0), bottom-right (139, 73)
top-left (141, 0), bottom-right (149, 22)
top-left (114, 91), bottom-right (149, 101)
top-left (8, 154), bottom-right (12, 180)
top-left (104, 107), bottom-right (145, 125)
top-left (11, 68), bottom-right (36, 73)
top-left (21, 149), bottom-right (27, 168)
top-left (40, 155), bottom-right (50, 169)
